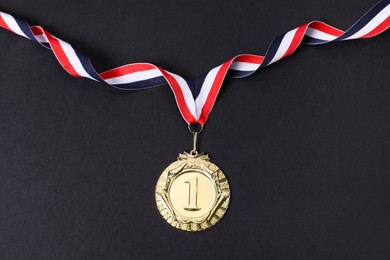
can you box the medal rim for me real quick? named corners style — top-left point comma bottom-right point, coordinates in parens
top-left (155, 152), bottom-right (230, 232)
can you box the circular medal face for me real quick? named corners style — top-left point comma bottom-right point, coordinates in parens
top-left (155, 152), bottom-right (230, 231)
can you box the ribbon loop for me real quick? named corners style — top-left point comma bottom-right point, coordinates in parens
top-left (0, 0), bottom-right (389, 125)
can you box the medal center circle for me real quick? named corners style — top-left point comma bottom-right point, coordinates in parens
top-left (168, 171), bottom-right (217, 219)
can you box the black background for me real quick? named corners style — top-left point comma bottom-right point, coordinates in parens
top-left (0, 0), bottom-right (389, 259)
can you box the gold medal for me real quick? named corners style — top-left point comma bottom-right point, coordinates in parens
top-left (155, 130), bottom-right (230, 231)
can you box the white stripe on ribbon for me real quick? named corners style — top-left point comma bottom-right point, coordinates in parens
top-left (34, 33), bottom-right (49, 44)
top-left (55, 36), bottom-right (97, 81)
top-left (166, 71), bottom-right (197, 119)
top-left (305, 27), bottom-right (338, 41)
top-left (0, 12), bottom-right (28, 39)
top-left (230, 61), bottom-right (260, 71)
top-left (105, 68), bottom-right (162, 85)
top-left (344, 4), bottom-right (390, 40)
top-left (268, 28), bottom-right (298, 65)
top-left (195, 65), bottom-right (221, 119)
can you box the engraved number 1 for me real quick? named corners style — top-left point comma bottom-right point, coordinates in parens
top-left (184, 177), bottom-right (201, 211)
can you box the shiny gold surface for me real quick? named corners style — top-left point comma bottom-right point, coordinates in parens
top-left (155, 152), bottom-right (230, 232)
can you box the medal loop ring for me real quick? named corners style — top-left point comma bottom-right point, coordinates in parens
top-left (188, 123), bottom-right (203, 134)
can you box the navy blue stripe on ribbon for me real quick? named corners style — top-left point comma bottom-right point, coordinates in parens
top-left (337, 0), bottom-right (388, 40)
top-left (74, 48), bottom-right (103, 82)
top-left (303, 36), bottom-right (328, 45)
top-left (259, 34), bottom-right (284, 68)
top-left (41, 42), bottom-right (51, 49)
top-left (194, 72), bottom-right (208, 99)
top-left (184, 78), bottom-right (196, 99)
top-left (14, 17), bottom-right (37, 42)
top-left (227, 69), bottom-right (254, 78)
top-left (112, 76), bottom-right (167, 90)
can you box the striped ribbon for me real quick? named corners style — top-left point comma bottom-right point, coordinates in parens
top-left (0, 0), bottom-right (389, 125)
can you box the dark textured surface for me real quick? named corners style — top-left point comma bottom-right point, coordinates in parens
top-left (0, 0), bottom-right (389, 259)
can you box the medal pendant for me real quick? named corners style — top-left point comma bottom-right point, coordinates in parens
top-left (155, 151), bottom-right (230, 231)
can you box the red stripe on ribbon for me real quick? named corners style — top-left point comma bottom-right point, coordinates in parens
top-left (362, 16), bottom-right (390, 38)
top-left (158, 68), bottom-right (197, 124)
top-left (100, 64), bottom-right (156, 80)
top-left (282, 24), bottom-right (308, 59)
top-left (198, 60), bottom-right (233, 125)
top-left (44, 30), bottom-right (81, 77)
top-left (235, 55), bottom-right (264, 64)
top-left (0, 15), bottom-right (13, 33)
top-left (309, 22), bottom-right (344, 37)
top-left (30, 26), bottom-right (44, 35)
